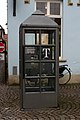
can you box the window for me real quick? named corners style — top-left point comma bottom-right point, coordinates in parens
top-left (68, 0), bottom-right (73, 6)
top-left (36, 2), bottom-right (47, 14)
top-left (77, 0), bottom-right (80, 6)
top-left (24, 0), bottom-right (30, 4)
top-left (35, 1), bottom-right (62, 58)
top-left (50, 3), bottom-right (60, 15)
top-left (25, 33), bottom-right (35, 45)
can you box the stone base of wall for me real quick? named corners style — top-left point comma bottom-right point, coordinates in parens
top-left (68, 74), bottom-right (80, 84)
top-left (8, 74), bottom-right (80, 85)
top-left (8, 75), bottom-right (19, 85)
top-left (59, 74), bottom-right (80, 84)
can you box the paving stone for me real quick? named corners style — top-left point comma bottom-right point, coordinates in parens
top-left (22, 118), bottom-right (27, 120)
top-left (0, 83), bottom-right (80, 119)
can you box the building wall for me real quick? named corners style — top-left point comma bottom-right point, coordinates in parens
top-left (8, 0), bottom-right (80, 84)
top-left (63, 0), bottom-right (80, 74)
top-left (8, 0), bottom-right (35, 84)
top-left (62, 0), bottom-right (80, 83)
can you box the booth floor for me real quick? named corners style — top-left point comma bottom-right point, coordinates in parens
top-left (0, 83), bottom-right (80, 120)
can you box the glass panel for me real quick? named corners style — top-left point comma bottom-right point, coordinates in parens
top-left (25, 33), bottom-right (35, 45)
top-left (41, 31), bottom-right (55, 45)
top-left (25, 62), bottom-right (40, 77)
top-left (23, 30), bottom-right (57, 92)
top-left (25, 47), bottom-right (40, 60)
top-left (25, 79), bottom-right (40, 92)
top-left (50, 3), bottom-right (60, 15)
top-left (36, 2), bottom-right (47, 14)
top-left (41, 78), bottom-right (55, 92)
top-left (41, 62), bottom-right (55, 76)
top-left (25, 32), bottom-right (39, 45)
top-left (41, 46), bottom-right (54, 60)
top-left (41, 34), bottom-right (48, 45)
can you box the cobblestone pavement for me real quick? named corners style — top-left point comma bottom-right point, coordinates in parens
top-left (0, 83), bottom-right (80, 120)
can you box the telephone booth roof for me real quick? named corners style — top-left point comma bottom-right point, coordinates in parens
top-left (21, 10), bottom-right (59, 28)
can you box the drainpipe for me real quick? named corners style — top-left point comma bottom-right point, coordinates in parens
top-left (13, 0), bottom-right (16, 16)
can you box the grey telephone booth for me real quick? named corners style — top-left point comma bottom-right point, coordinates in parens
top-left (19, 10), bottom-right (59, 109)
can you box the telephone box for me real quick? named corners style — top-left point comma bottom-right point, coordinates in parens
top-left (19, 10), bottom-right (59, 109)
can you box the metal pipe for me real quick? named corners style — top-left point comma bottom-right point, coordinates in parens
top-left (13, 0), bottom-right (16, 16)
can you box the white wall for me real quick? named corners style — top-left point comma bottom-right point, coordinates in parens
top-left (8, 0), bottom-right (35, 75)
top-left (8, 0), bottom-right (80, 77)
top-left (63, 0), bottom-right (80, 74)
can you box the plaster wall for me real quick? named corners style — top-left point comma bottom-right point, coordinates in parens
top-left (8, 0), bottom-right (35, 76)
top-left (63, 0), bottom-right (80, 74)
top-left (8, 0), bottom-right (80, 83)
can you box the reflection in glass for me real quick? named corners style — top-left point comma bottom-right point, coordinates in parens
top-left (25, 33), bottom-right (35, 45)
top-left (41, 34), bottom-right (48, 45)
top-left (50, 3), bottom-right (60, 15)
top-left (41, 32), bottom-right (55, 45)
top-left (25, 79), bottom-right (40, 92)
top-left (25, 47), bottom-right (40, 60)
top-left (25, 63), bottom-right (40, 76)
top-left (25, 78), bottom-right (39, 87)
top-left (41, 78), bottom-right (55, 92)
top-left (25, 32), bottom-right (39, 45)
top-left (41, 62), bottom-right (55, 76)
top-left (25, 77), bottom-right (55, 92)
top-left (24, 30), bottom-right (56, 92)
top-left (36, 2), bottom-right (47, 14)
